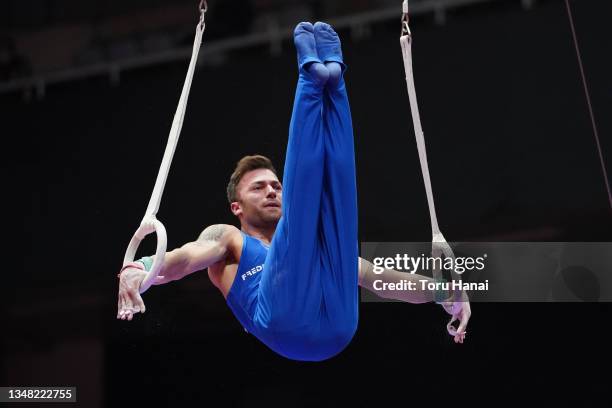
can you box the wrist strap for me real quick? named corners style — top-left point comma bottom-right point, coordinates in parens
top-left (117, 261), bottom-right (145, 278)
top-left (137, 256), bottom-right (153, 271)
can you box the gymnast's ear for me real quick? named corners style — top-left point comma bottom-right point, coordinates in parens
top-left (230, 201), bottom-right (242, 217)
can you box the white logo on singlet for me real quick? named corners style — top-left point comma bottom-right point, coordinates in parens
top-left (241, 264), bottom-right (264, 281)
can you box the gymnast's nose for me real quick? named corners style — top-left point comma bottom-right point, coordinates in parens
top-left (265, 184), bottom-right (277, 197)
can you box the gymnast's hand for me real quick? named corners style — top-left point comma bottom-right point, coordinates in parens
top-left (440, 291), bottom-right (471, 344)
top-left (117, 265), bottom-right (147, 321)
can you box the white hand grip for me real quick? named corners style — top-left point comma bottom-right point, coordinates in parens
top-left (122, 218), bottom-right (167, 294)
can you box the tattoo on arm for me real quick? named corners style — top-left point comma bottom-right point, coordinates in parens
top-left (197, 225), bottom-right (227, 242)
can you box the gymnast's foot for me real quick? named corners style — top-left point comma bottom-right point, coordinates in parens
top-left (314, 22), bottom-right (345, 87)
top-left (294, 22), bottom-right (329, 87)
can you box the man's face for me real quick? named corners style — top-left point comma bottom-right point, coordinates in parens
top-left (232, 169), bottom-right (282, 227)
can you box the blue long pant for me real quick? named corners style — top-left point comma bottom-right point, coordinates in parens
top-left (254, 66), bottom-right (359, 361)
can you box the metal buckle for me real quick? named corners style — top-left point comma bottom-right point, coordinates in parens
top-left (199, 0), bottom-right (208, 29)
top-left (401, 14), bottom-right (411, 37)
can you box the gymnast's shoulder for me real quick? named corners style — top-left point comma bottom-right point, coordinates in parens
top-left (197, 224), bottom-right (240, 242)
top-left (195, 224), bottom-right (243, 255)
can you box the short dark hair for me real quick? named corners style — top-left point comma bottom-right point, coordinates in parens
top-left (227, 155), bottom-right (277, 203)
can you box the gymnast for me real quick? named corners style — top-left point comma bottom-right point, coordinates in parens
top-left (117, 22), bottom-right (470, 361)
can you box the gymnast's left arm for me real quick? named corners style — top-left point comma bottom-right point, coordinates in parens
top-left (358, 257), bottom-right (471, 343)
top-left (358, 257), bottom-right (441, 303)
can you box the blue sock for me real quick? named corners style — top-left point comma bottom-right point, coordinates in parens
top-left (294, 22), bottom-right (328, 86)
top-left (314, 21), bottom-right (346, 87)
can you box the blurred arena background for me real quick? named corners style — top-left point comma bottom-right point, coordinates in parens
top-left (2, 0), bottom-right (611, 406)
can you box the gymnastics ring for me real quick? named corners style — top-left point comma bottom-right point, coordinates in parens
top-left (120, 3), bottom-right (206, 295)
top-left (123, 218), bottom-right (167, 294)
top-left (400, 0), bottom-right (464, 337)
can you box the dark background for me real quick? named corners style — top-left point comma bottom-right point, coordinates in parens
top-left (2, 0), bottom-right (611, 406)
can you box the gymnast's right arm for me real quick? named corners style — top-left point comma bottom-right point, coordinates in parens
top-left (117, 224), bottom-right (237, 320)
